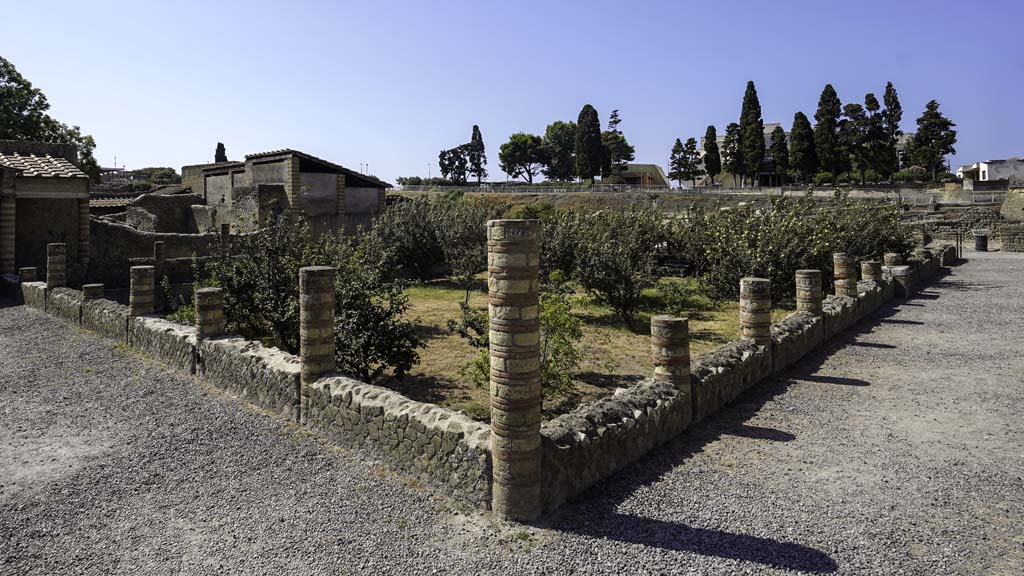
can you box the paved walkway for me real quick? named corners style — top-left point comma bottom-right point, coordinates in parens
top-left (1, 250), bottom-right (1022, 575)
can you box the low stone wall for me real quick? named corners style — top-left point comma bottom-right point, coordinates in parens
top-left (770, 312), bottom-right (823, 374)
top-left (81, 299), bottom-right (129, 343)
top-left (21, 281), bottom-right (46, 311)
top-left (197, 336), bottom-right (301, 421)
top-left (1002, 224), bottom-right (1024, 252)
top-left (129, 316), bottom-right (196, 373)
top-left (47, 288), bottom-right (83, 325)
top-left (305, 376), bottom-right (493, 509)
top-left (691, 340), bottom-right (772, 423)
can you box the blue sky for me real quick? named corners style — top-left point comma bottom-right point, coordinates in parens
top-left (2, 0), bottom-right (1020, 183)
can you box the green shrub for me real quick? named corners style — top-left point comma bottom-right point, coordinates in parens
top-left (814, 172), bottom-right (833, 186)
top-left (366, 197), bottom-right (445, 281)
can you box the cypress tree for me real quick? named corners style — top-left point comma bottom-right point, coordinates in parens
top-left (789, 112), bottom-right (817, 184)
top-left (814, 84), bottom-right (842, 180)
top-left (215, 142), bottom-right (227, 163)
top-left (769, 125), bottom-right (788, 183)
top-left (683, 137), bottom-right (705, 187)
top-left (467, 125), bottom-right (487, 184)
top-left (668, 138), bottom-right (685, 187)
top-left (881, 82), bottom-right (903, 180)
top-left (739, 81), bottom-right (765, 186)
top-left (575, 104), bottom-right (603, 183)
top-left (911, 100), bottom-right (957, 181)
top-left (703, 125), bottom-right (721, 185)
top-left (722, 122), bottom-right (744, 187)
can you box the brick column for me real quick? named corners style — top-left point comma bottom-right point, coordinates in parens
top-left (129, 265), bottom-right (155, 316)
top-left (883, 253), bottom-right (902, 267)
top-left (286, 156), bottom-right (301, 210)
top-left (861, 260), bottom-right (882, 283)
top-left (46, 243), bottom-right (66, 289)
top-left (651, 315), bottom-right (690, 390)
top-left (195, 287), bottom-right (226, 340)
top-left (77, 198), bottom-right (90, 266)
top-left (795, 269), bottom-right (822, 316)
top-left (833, 253), bottom-right (857, 297)
top-left (0, 194), bottom-right (15, 275)
top-left (19, 267), bottom-right (37, 282)
top-left (487, 219), bottom-right (541, 522)
top-left (299, 266), bottom-right (336, 424)
top-left (82, 283), bottom-right (104, 300)
top-left (739, 277), bottom-right (771, 348)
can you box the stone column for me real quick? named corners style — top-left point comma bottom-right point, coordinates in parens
top-left (651, 315), bottom-right (690, 389)
top-left (82, 283), bottom-right (104, 300)
top-left (286, 156), bottom-right (301, 210)
top-left (195, 287), bottom-right (226, 340)
top-left (77, 198), bottom-right (90, 267)
top-left (46, 243), bottom-right (67, 289)
top-left (861, 260), bottom-right (882, 283)
top-left (795, 269), bottom-right (822, 316)
top-left (129, 265), bottom-right (155, 316)
top-left (883, 253), bottom-right (902, 267)
top-left (0, 195), bottom-right (14, 275)
top-left (299, 266), bottom-right (336, 424)
top-left (487, 219), bottom-right (541, 522)
top-left (833, 253), bottom-right (857, 297)
top-left (19, 267), bottom-right (37, 282)
top-left (739, 277), bottom-right (771, 348)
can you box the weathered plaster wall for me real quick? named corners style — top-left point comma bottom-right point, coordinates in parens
top-left (126, 193), bottom-right (204, 233)
top-left (300, 172), bottom-right (339, 217)
top-left (14, 197), bottom-right (79, 272)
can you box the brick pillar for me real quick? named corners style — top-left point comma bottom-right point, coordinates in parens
top-left (195, 287), bottom-right (226, 340)
top-left (46, 243), bottom-right (66, 289)
top-left (487, 219), bottom-right (541, 522)
top-left (77, 198), bottom-right (90, 267)
top-left (129, 265), bottom-right (155, 316)
top-left (0, 194), bottom-right (15, 275)
top-left (82, 283), bottom-right (104, 300)
top-left (739, 277), bottom-right (771, 347)
top-left (883, 253), bottom-right (902, 267)
top-left (299, 266), bottom-right (336, 424)
top-left (286, 156), bottom-right (301, 210)
top-left (651, 315), bottom-right (690, 388)
top-left (795, 269), bottom-right (822, 316)
top-left (861, 260), bottom-right (882, 283)
top-left (833, 253), bottom-right (857, 297)
top-left (19, 267), bottom-right (37, 282)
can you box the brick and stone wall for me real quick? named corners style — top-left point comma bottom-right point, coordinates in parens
top-left (1002, 225), bottom-right (1024, 252)
top-left (197, 336), bottom-right (301, 420)
top-left (126, 193), bottom-right (204, 233)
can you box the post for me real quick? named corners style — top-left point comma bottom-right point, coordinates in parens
top-left (82, 283), bottom-right (104, 300)
top-left (0, 194), bottom-right (14, 275)
top-left (299, 266), bottom-right (336, 424)
top-left (19, 267), bottom-right (37, 283)
top-left (46, 243), bottom-right (67, 289)
top-left (651, 315), bottom-right (690, 389)
top-left (739, 277), bottom-right (771, 348)
top-left (78, 198), bottom-right (90, 267)
top-left (861, 260), bottom-right (882, 283)
top-left (795, 269), bottom-right (822, 316)
top-left (129, 265), bottom-right (155, 316)
top-left (883, 252), bottom-right (903, 267)
top-left (194, 287), bottom-right (226, 340)
top-left (833, 253), bottom-right (857, 297)
top-left (153, 241), bottom-right (165, 263)
top-left (487, 219), bottom-right (541, 522)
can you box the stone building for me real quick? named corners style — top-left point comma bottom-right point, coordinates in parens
top-left (182, 149), bottom-right (390, 234)
top-left (0, 141), bottom-right (90, 275)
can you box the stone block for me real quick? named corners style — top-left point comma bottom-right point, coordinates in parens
top-left (770, 312), bottom-right (823, 373)
top-left (81, 298), bottom-right (129, 343)
top-left (129, 315), bottom-right (197, 374)
top-left (47, 287), bottom-right (83, 325)
top-left (198, 335), bottom-right (301, 420)
top-left (21, 281), bottom-right (47, 311)
top-left (690, 339), bottom-right (771, 424)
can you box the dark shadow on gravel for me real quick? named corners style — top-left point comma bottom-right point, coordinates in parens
top-left (798, 375), bottom-right (870, 387)
top-left (722, 423), bottom-right (796, 441)
top-left (849, 341), bottom-right (897, 349)
top-left (879, 318), bottom-right (924, 325)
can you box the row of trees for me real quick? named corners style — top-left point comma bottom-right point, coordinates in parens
top-left (0, 57), bottom-right (101, 181)
top-left (436, 125), bottom-right (488, 184)
top-left (672, 81), bottom-right (957, 187)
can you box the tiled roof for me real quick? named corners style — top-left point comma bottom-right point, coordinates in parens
top-left (0, 152), bottom-right (87, 178)
top-left (244, 148), bottom-right (392, 188)
top-left (90, 197), bottom-right (133, 208)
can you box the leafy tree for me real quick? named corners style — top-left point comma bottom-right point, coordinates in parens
top-left (788, 112), bottom-right (817, 183)
top-left (668, 138), bottom-right (685, 187)
top-left (600, 109), bottom-right (635, 179)
top-left (215, 142), bottom-right (227, 163)
top-left (538, 290), bottom-right (583, 398)
top-left (366, 197), bottom-right (445, 280)
top-left (769, 125), bottom-right (788, 182)
top-left (467, 125), bottom-right (487, 184)
top-left (438, 145), bottom-right (470, 184)
top-left (682, 137), bottom-right (704, 186)
top-left (739, 81), bottom-right (765, 186)
top-left (575, 104), bottom-right (603, 183)
top-left (542, 121), bottom-right (577, 181)
top-left (881, 82), bottom-right (903, 180)
top-left (814, 84), bottom-right (843, 181)
top-left (839, 102), bottom-right (868, 184)
top-left (702, 125), bottom-right (721, 184)
top-left (909, 100), bottom-right (956, 181)
top-left (0, 56), bottom-right (101, 182)
top-left (499, 132), bottom-right (547, 184)
top-left (862, 93), bottom-right (887, 182)
top-left (722, 122), bottom-right (744, 187)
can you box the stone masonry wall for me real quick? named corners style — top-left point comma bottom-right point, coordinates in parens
top-left (129, 316), bottom-right (197, 374)
top-left (81, 298), bottom-right (129, 343)
top-left (197, 336), bottom-right (301, 421)
top-left (305, 376), bottom-right (493, 509)
top-left (21, 281), bottom-right (46, 311)
top-left (47, 287), bottom-right (83, 325)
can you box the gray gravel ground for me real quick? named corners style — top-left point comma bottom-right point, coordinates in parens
top-left (2, 249), bottom-right (1022, 575)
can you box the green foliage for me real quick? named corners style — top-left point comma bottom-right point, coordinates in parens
top-left (575, 104), bottom-right (603, 183)
top-left (814, 83), bottom-right (843, 179)
top-left (438, 145), bottom-right (470, 184)
top-left (702, 125), bottom-right (721, 184)
top-left (695, 192), bottom-right (913, 302)
top-left (668, 138), bottom-right (685, 186)
top-left (739, 81), bottom-right (765, 184)
top-left (722, 122), bottom-right (743, 186)
top-left (894, 166), bottom-right (926, 182)
top-left (881, 81), bottom-right (903, 179)
top-left (600, 109), bottom-right (635, 179)
top-left (499, 132), bottom-right (547, 184)
top-left (669, 137), bottom-right (704, 186)
top-left (467, 125), bottom-right (488, 184)
top-left (770, 125), bottom-right (789, 180)
top-left (367, 197), bottom-right (445, 280)
top-left (908, 100), bottom-right (957, 180)
top-left (814, 172), bottom-right (834, 186)
top-left (196, 215), bottom-right (422, 382)
top-left (542, 121), bottom-right (577, 182)
top-left (788, 112), bottom-right (817, 184)
top-left (433, 198), bottom-right (503, 301)
top-left (538, 290), bottom-right (582, 398)
top-left (215, 142), bottom-right (227, 163)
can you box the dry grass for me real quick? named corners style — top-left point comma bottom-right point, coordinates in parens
top-left (387, 277), bottom-right (792, 422)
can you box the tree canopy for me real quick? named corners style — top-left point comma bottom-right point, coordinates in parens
top-left (702, 125), bottom-right (721, 184)
top-left (814, 84), bottom-right (843, 180)
top-left (908, 100), bottom-right (957, 180)
top-left (215, 142), bottom-right (227, 163)
top-left (788, 112), bottom-right (817, 183)
top-left (499, 132), bottom-right (547, 184)
top-left (574, 104), bottom-right (603, 183)
top-left (467, 125), bottom-right (487, 184)
top-left (769, 125), bottom-right (788, 181)
top-left (739, 81), bottom-right (765, 185)
top-left (722, 122), bottom-right (743, 187)
top-left (542, 121), bottom-right (577, 182)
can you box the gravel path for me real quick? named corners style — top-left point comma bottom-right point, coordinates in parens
top-left (2, 250), bottom-right (1022, 575)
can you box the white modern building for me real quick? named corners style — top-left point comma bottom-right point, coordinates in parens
top-left (957, 158), bottom-right (1024, 182)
